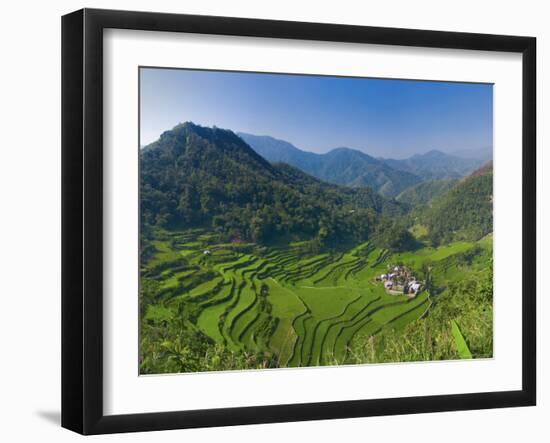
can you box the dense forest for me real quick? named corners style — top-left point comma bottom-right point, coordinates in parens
top-left (140, 122), bottom-right (410, 248)
top-left (420, 164), bottom-right (493, 245)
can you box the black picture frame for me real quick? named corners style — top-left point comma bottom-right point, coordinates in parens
top-left (62, 8), bottom-right (536, 435)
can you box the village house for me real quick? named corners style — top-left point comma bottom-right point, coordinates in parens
top-left (376, 264), bottom-right (422, 297)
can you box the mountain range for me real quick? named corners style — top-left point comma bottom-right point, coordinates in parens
top-left (450, 146), bottom-right (493, 163)
top-left (238, 133), bottom-right (486, 197)
top-left (140, 122), bottom-right (493, 250)
top-left (140, 123), bottom-right (405, 246)
top-left (381, 150), bottom-right (483, 181)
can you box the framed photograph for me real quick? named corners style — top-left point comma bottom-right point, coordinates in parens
top-left (62, 8), bottom-right (536, 435)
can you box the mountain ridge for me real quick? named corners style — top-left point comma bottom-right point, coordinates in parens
top-left (238, 132), bottom-right (422, 197)
top-left (381, 150), bottom-right (483, 180)
top-left (238, 132), bottom-right (487, 195)
top-left (140, 123), bottom-right (405, 245)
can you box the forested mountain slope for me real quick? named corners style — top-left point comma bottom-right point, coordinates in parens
top-left (422, 162), bottom-right (493, 245)
top-left (141, 123), bottom-right (405, 245)
top-left (396, 179), bottom-right (459, 206)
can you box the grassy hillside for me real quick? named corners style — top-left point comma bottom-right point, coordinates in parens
top-left (140, 227), bottom-right (492, 373)
top-left (396, 179), bottom-right (458, 206)
top-left (347, 234), bottom-right (493, 363)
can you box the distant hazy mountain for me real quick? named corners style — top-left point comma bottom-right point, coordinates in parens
top-left (236, 133), bottom-right (323, 173)
top-left (451, 146), bottom-right (493, 163)
top-left (238, 133), bottom-right (422, 197)
top-left (382, 150), bottom-right (484, 181)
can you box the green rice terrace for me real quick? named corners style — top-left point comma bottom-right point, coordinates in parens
top-left (139, 227), bottom-right (493, 374)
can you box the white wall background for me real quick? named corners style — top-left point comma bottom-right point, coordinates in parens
top-left (0, 0), bottom-right (546, 441)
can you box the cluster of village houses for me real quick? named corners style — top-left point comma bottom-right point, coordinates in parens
top-left (376, 264), bottom-right (422, 297)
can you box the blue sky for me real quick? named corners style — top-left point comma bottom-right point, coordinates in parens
top-left (140, 68), bottom-right (493, 159)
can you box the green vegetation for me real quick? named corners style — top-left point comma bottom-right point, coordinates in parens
top-left (140, 227), bottom-right (492, 373)
top-left (420, 164), bottom-right (493, 246)
top-left (451, 320), bottom-right (473, 359)
top-left (139, 123), bottom-right (493, 374)
top-left (396, 179), bottom-right (458, 206)
top-left (346, 240), bottom-right (493, 363)
top-left (140, 123), bottom-right (404, 248)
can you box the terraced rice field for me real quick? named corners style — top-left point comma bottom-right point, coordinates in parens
top-left (141, 229), bottom-right (480, 369)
